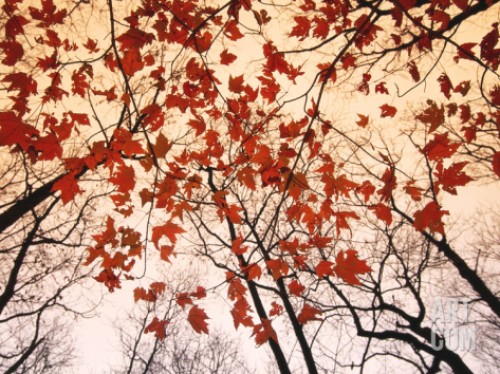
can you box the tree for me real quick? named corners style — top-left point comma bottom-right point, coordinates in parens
top-left (0, 149), bottom-right (100, 372)
top-left (1, 0), bottom-right (499, 373)
top-left (114, 269), bottom-right (252, 374)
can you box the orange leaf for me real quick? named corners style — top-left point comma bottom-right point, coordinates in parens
top-left (151, 221), bottom-right (185, 249)
top-left (333, 250), bottom-right (371, 285)
top-left (356, 114), bottom-right (369, 128)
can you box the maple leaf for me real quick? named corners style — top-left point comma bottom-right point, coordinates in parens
top-left (404, 181), bottom-right (423, 201)
top-left (407, 61), bottom-right (421, 82)
top-left (375, 82), bottom-right (389, 94)
top-left (0, 40), bottom-right (23, 65)
top-left (237, 167), bottom-right (257, 190)
top-left (380, 104), bottom-right (397, 118)
top-left (369, 203), bottom-right (393, 225)
top-left (438, 73), bottom-right (453, 99)
top-left (220, 49), bottom-right (237, 65)
top-left (188, 306), bottom-right (209, 334)
top-left (0, 111), bottom-right (39, 150)
top-left (356, 114), bottom-right (369, 128)
top-left (480, 23), bottom-right (500, 70)
top-left (416, 100), bottom-right (444, 133)
top-left (422, 132), bottom-right (460, 161)
top-left (109, 163), bottom-right (135, 193)
top-left (224, 20), bottom-right (244, 41)
top-left (269, 301), bottom-right (283, 317)
top-left (51, 172), bottom-right (83, 204)
top-left (29, 0), bottom-right (67, 26)
top-left (434, 161), bottom-right (473, 194)
top-left (153, 132), bottom-right (172, 158)
top-left (5, 15), bottom-right (29, 39)
top-left (289, 279), bottom-right (305, 296)
top-left (266, 259), bottom-right (289, 280)
top-left (493, 152), bottom-right (500, 178)
top-left (297, 303), bottom-right (322, 324)
top-left (253, 319), bottom-right (278, 346)
top-left (231, 235), bottom-right (248, 255)
top-left (454, 42), bottom-right (476, 62)
top-left (145, 317), bottom-right (169, 340)
top-left (333, 250), bottom-right (371, 285)
top-left (231, 298), bottom-right (254, 329)
top-left (3, 72), bottom-right (37, 96)
top-left (134, 287), bottom-right (156, 302)
top-left (151, 221), bottom-right (186, 248)
top-left (176, 292), bottom-right (193, 309)
top-left (316, 260), bottom-right (334, 278)
top-left (242, 263), bottom-right (262, 281)
top-left (116, 28), bottom-right (155, 51)
top-left (290, 16), bottom-right (311, 40)
top-left (121, 48), bottom-right (143, 76)
top-left (159, 245), bottom-right (175, 262)
top-left (413, 201), bottom-right (449, 235)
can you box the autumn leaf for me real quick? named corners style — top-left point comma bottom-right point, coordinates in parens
top-left (253, 319), bottom-right (278, 346)
top-left (188, 306), bottom-right (209, 334)
top-left (52, 172), bottom-right (83, 204)
top-left (413, 201), bottom-right (449, 235)
top-left (289, 279), bottom-right (305, 296)
top-left (333, 250), bottom-right (371, 285)
top-left (369, 203), bottom-right (393, 225)
top-left (297, 303), bottom-right (322, 324)
top-left (438, 73), bottom-right (453, 99)
top-left (315, 260), bottom-right (334, 278)
top-left (220, 49), bottom-right (237, 65)
top-left (151, 221), bottom-right (186, 248)
top-left (422, 132), bottom-right (460, 161)
top-left (144, 317), bottom-right (169, 340)
top-left (109, 164), bottom-right (135, 193)
top-left (356, 114), bottom-right (369, 128)
top-left (434, 161), bottom-right (473, 195)
top-left (493, 152), bottom-right (500, 178)
top-left (416, 100), bottom-right (444, 133)
top-left (0, 40), bottom-right (23, 65)
top-left (380, 104), bottom-right (397, 117)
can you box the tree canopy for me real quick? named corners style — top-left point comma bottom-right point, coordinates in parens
top-left (1, 0), bottom-right (499, 372)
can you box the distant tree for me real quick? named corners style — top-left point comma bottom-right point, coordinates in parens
top-left (1, 0), bottom-right (499, 373)
top-left (114, 270), bottom-right (252, 374)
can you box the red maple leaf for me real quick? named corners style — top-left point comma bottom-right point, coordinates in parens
top-left (369, 203), bottom-right (393, 225)
top-left (413, 201), bottom-right (449, 234)
top-left (109, 163), bottom-right (135, 193)
top-left (29, 0), bottom-right (67, 26)
top-left (434, 161), bottom-right (473, 195)
top-left (151, 221), bottom-right (186, 248)
top-left (333, 250), bottom-right (371, 285)
top-left (220, 49), bottom-right (237, 65)
top-left (145, 317), bottom-right (169, 340)
top-left (380, 104), bottom-right (397, 118)
top-left (356, 114), bottom-right (369, 128)
top-left (0, 40), bottom-right (23, 65)
top-left (288, 279), bottom-right (305, 296)
top-left (188, 306), bottom-right (209, 334)
top-left (422, 132), bottom-right (460, 161)
top-left (438, 73), bottom-right (453, 99)
top-left (253, 319), bottom-right (278, 346)
top-left (297, 303), bottom-right (322, 324)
